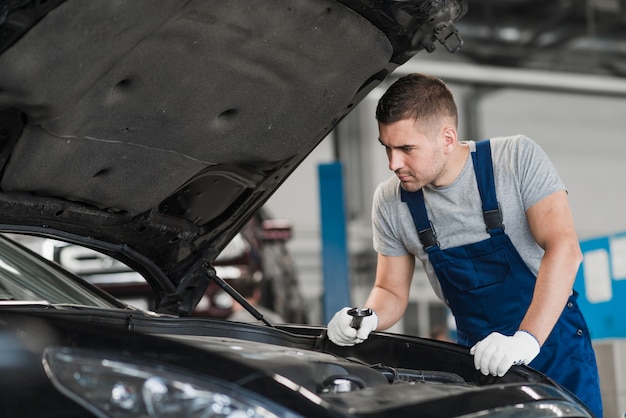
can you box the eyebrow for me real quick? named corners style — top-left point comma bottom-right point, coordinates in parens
top-left (378, 138), bottom-right (414, 149)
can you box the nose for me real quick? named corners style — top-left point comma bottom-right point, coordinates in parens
top-left (387, 149), bottom-right (403, 172)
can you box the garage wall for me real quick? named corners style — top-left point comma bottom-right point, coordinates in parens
top-left (476, 88), bottom-right (626, 239)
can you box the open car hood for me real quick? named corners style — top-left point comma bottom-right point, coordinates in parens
top-left (0, 0), bottom-right (466, 315)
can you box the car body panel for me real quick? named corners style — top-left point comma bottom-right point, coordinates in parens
top-left (0, 307), bottom-right (592, 417)
top-left (0, 234), bottom-right (593, 416)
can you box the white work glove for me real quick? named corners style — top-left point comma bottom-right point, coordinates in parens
top-left (470, 330), bottom-right (540, 377)
top-left (327, 307), bottom-right (379, 346)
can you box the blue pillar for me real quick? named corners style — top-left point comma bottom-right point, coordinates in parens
top-left (318, 162), bottom-right (351, 324)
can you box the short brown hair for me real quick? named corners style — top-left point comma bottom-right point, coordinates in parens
top-left (375, 73), bottom-right (458, 127)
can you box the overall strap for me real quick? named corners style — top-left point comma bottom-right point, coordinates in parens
top-left (471, 140), bottom-right (504, 235)
top-left (400, 187), bottom-right (439, 252)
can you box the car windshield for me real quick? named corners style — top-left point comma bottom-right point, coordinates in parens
top-left (0, 235), bottom-right (119, 308)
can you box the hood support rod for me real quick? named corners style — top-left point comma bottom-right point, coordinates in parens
top-left (205, 264), bottom-right (274, 328)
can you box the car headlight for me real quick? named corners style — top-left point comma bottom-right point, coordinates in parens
top-left (42, 346), bottom-right (301, 418)
top-left (456, 400), bottom-right (591, 417)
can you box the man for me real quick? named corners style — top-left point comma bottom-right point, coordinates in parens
top-left (327, 73), bottom-right (602, 416)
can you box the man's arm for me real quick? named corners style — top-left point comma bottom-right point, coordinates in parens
top-left (365, 252), bottom-right (415, 330)
top-left (471, 189), bottom-right (582, 376)
top-left (519, 189), bottom-right (583, 343)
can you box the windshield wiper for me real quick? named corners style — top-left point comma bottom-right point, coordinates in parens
top-left (0, 300), bottom-right (137, 312)
top-left (0, 299), bottom-right (52, 307)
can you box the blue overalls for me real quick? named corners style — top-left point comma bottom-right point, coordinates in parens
top-left (400, 140), bottom-right (602, 417)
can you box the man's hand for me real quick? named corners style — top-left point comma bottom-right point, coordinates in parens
top-left (327, 307), bottom-right (378, 346)
top-left (470, 331), bottom-right (540, 377)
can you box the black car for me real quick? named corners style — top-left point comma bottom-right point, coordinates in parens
top-left (0, 234), bottom-right (592, 417)
top-left (0, 1), bottom-right (594, 417)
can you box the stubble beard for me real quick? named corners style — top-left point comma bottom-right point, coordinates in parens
top-left (397, 163), bottom-right (445, 192)
top-left (396, 172), bottom-right (425, 192)
top-left (399, 180), bottom-right (420, 192)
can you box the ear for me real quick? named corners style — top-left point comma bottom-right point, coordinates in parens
top-left (442, 125), bottom-right (457, 152)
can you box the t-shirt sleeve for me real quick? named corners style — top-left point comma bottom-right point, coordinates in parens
top-left (371, 180), bottom-right (410, 256)
top-left (512, 136), bottom-right (566, 210)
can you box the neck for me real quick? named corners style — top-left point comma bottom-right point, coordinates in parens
top-left (432, 142), bottom-right (470, 187)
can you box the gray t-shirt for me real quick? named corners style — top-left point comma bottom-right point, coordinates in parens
top-left (372, 135), bottom-right (565, 301)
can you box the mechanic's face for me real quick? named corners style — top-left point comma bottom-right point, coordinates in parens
top-left (378, 118), bottom-right (456, 192)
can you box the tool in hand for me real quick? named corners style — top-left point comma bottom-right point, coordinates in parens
top-left (348, 307), bottom-right (373, 330)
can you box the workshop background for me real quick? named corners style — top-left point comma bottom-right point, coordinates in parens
top-left (4, 1), bottom-right (625, 416)
top-left (265, 1), bottom-right (626, 416)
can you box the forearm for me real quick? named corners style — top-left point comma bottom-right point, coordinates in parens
top-left (519, 243), bottom-right (582, 345)
top-left (364, 253), bottom-right (414, 331)
top-left (364, 285), bottom-right (408, 330)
